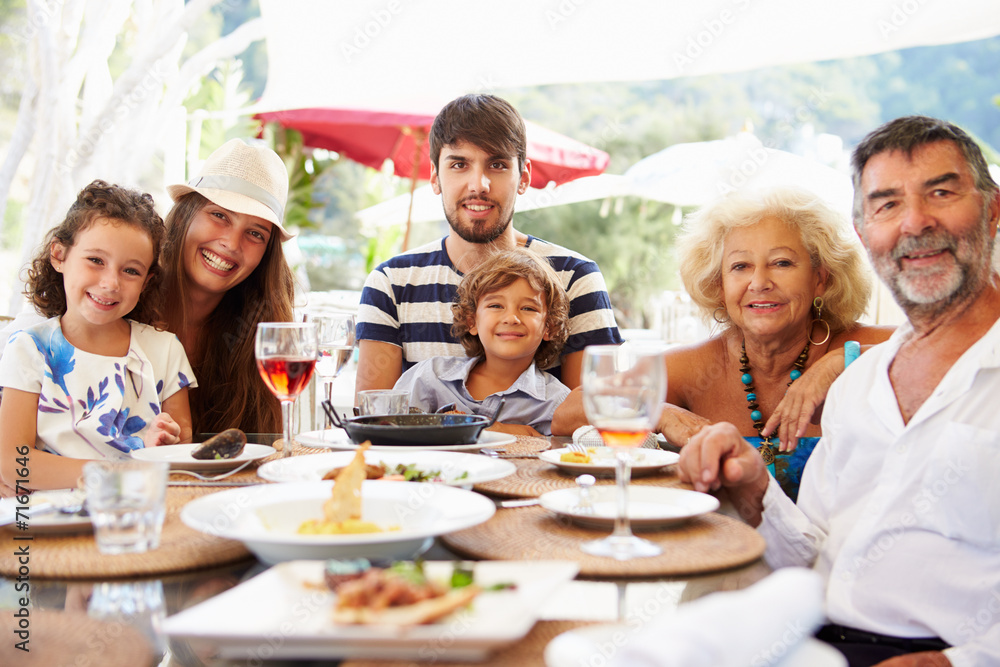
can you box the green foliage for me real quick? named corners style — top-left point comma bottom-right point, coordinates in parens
top-left (265, 123), bottom-right (333, 233)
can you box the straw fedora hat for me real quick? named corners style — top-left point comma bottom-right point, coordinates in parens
top-left (167, 138), bottom-right (293, 240)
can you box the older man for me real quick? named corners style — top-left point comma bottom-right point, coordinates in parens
top-left (678, 116), bottom-right (1000, 667)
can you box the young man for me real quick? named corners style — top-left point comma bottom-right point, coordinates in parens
top-left (677, 116), bottom-right (1000, 667)
top-left (355, 94), bottom-right (622, 396)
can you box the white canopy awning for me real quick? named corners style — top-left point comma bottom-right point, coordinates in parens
top-left (258, 0), bottom-right (1000, 113)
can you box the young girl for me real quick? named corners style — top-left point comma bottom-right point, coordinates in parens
top-left (0, 180), bottom-right (195, 491)
top-left (393, 249), bottom-right (570, 436)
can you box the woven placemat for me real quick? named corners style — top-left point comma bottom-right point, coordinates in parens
top-left (341, 620), bottom-right (596, 667)
top-left (442, 507), bottom-right (765, 578)
top-left (0, 610), bottom-right (153, 667)
top-left (0, 486), bottom-right (251, 580)
top-left (473, 457), bottom-right (688, 498)
top-left (481, 434), bottom-right (553, 455)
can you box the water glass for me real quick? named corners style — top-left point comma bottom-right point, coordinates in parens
top-left (357, 389), bottom-right (410, 415)
top-left (83, 460), bottom-right (169, 555)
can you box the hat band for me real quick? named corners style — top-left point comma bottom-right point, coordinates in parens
top-left (188, 174), bottom-right (284, 221)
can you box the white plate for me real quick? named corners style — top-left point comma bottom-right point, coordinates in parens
top-left (180, 480), bottom-right (496, 564)
top-left (130, 443), bottom-right (276, 471)
top-left (164, 559), bottom-right (579, 662)
top-left (544, 624), bottom-right (846, 667)
top-left (0, 490), bottom-right (92, 534)
top-left (297, 428), bottom-right (517, 452)
top-left (538, 447), bottom-right (679, 477)
top-left (257, 450), bottom-right (516, 486)
top-left (539, 486), bottom-right (719, 529)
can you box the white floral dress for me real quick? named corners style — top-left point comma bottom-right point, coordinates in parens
top-left (0, 318), bottom-right (196, 459)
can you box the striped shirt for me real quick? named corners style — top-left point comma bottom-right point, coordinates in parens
top-left (356, 236), bottom-right (623, 382)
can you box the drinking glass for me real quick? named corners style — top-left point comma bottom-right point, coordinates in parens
top-left (303, 312), bottom-right (356, 439)
top-left (255, 322), bottom-right (318, 457)
top-left (580, 344), bottom-right (666, 560)
top-left (83, 460), bottom-right (169, 554)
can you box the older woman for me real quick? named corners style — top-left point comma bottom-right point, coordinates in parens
top-left (552, 186), bottom-right (893, 499)
top-left (161, 139), bottom-right (296, 435)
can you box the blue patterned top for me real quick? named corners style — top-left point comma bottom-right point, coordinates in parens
top-left (0, 318), bottom-right (196, 459)
top-left (744, 436), bottom-right (820, 502)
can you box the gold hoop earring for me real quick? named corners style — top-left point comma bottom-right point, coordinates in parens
top-left (809, 296), bottom-right (830, 345)
top-left (713, 306), bottom-right (729, 324)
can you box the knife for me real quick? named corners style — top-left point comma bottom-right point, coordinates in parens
top-left (497, 498), bottom-right (540, 508)
top-left (168, 481), bottom-right (261, 487)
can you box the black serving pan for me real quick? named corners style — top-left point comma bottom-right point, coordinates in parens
top-left (323, 400), bottom-right (503, 446)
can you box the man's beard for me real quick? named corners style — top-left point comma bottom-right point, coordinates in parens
top-left (866, 214), bottom-right (993, 317)
top-left (445, 197), bottom-right (513, 244)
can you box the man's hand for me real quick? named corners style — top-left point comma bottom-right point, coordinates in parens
top-left (676, 422), bottom-right (770, 525)
top-left (487, 422), bottom-right (543, 437)
top-left (143, 413), bottom-right (181, 447)
top-left (874, 651), bottom-right (952, 667)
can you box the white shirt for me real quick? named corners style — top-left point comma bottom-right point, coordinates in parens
top-left (0, 318), bottom-right (196, 459)
top-left (758, 318), bottom-right (1000, 667)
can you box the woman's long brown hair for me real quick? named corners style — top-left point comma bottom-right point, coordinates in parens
top-left (161, 193), bottom-right (295, 435)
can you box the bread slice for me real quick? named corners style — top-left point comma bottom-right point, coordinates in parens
top-left (332, 585), bottom-right (481, 626)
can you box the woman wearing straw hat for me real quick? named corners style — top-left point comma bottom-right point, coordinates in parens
top-left (162, 138), bottom-right (296, 435)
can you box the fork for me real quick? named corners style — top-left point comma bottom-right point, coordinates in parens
top-left (170, 459), bottom-right (253, 481)
top-left (566, 441), bottom-right (589, 456)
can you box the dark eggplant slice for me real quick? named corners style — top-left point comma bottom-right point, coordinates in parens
top-left (191, 428), bottom-right (247, 460)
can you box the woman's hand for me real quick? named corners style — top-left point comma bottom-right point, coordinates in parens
top-left (762, 349), bottom-right (843, 452)
top-left (677, 422), bottom-right (770, 526)
top-left (143, 413), bottom-right (182, 447)
top-left (656, 403), bottom-right (712, 447)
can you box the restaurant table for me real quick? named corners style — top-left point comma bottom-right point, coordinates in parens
top-left (0, 435), bottom-right (771, 667)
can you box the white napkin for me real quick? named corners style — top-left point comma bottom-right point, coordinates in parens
top-left (572, 425), bottom-right (660, 449)
top-left (609, 568), bottom-right (825, 667)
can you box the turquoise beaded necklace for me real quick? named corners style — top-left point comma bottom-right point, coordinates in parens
top-left (739, 340), bottom-right (810, 464)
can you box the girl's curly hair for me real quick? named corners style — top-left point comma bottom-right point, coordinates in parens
top-left (451, 248), bottom-right (569, 369)
top-left (26, 179), bottom-right (165, 325)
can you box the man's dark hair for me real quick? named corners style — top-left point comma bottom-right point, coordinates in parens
top-left (850, 115), bottom-right (999, 227)
top-left (430, 94), bottom-right (527, 173)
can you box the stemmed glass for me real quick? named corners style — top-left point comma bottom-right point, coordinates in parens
top-left (255, 323), bottom-right (318, 458)
top-left (580, 344), bottom-right (666, 560)
top-left (304, 312), bottom-right (357, 440)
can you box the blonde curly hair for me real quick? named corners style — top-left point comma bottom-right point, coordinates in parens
top-left (676, 186), bottom-right (871, 332)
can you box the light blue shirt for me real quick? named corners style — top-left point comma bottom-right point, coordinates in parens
top-left (393, 356), bottom-right (570, 435)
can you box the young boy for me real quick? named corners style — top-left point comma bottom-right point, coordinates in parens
top-left (393, 249), bottom-right (570, 436)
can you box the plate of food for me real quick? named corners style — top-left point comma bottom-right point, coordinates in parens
top-left (539, 486), bottom-right (719, 530)
top-left (163, 558), bottom-right (579, 662)
top-left (0, 489), bottom-right (92, 534)
top-left (257, 450), bottom-right (516, 486)
top-left (538, 447), bottom-right (679, 477)
top-left (131, 429), bottom-right (275, 471)
top-left (180, 445), bottom-right (496, 564)
top-left (296, 427), bottom-right (516, 452)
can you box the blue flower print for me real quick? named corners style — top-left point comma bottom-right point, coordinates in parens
top-left (97, 407), bottom-right (148, 452)
top-left (178, 372), bottom-right (192, 389)
top-left (26, 327), bottom-right (76, 395)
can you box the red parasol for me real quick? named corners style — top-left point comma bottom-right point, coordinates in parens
top-left (254, 107), bottom-right (610, 248)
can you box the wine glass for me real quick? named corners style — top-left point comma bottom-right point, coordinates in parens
top-left (304, 312), bottom-right (357, 440)
top-left (255, 322), bottom-right (318, 458)
top-left (580, 344), bottom-right (666, 560)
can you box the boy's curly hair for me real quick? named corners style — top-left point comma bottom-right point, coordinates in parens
top-left (451, 248), bottom-right (569, 369)
top-left (26, 179), bottom-right (165, 325)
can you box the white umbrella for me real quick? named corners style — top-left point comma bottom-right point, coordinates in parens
top-left (355, 173), bottom-right (632, 230)
top-left (624, 133), bottom-right (855, 217)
